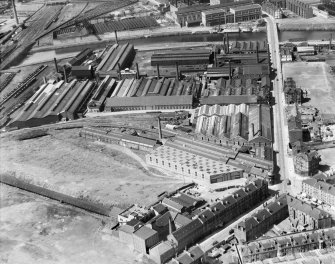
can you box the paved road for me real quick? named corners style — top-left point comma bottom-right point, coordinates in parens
top-left (265, 17), bottom-right (291, 194)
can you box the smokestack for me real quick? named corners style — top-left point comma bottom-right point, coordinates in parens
top-left (214, 49), bottom-right (217, 67)
top-left (118, 62), bottom-right (122, 79)
top-left (63, 66), bottom-right (67, 83)
top-left (226, 33), bottom-right (229, 54)
top-left (54, 58), bottom-right (59, 73)
top-left (256, 42), bottom-right (259, 63)
top-left (156, 64), bottom-right (160, 79)
top-left (114, 30), bottom-right (118, 44)
top-left (223, 37), bottom-right (226, 54)
top-left (12, 0), bottom-right (19, 25)
top-left (158, 117), bottom-right (162, 141)
top-left (229, 60), bottom-right (232, 79)
top-left (43, 77), bottom-right (47, 84)
top-left (330, 33), bottom-right (332, 50)
top-left (176, 62), bottom-right (179, 80)
top-left (136, 63), bottom-right (139, 79)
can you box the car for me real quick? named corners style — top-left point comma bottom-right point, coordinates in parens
top-left (229, 229), bottom-right (234, 234)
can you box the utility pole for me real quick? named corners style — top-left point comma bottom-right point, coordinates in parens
top-left (12, 0), bottom-right (19, 25)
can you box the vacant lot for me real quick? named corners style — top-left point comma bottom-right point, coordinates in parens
top-left (283, 61), bottom-right (335, 114)
top-left (0, 184), bottom-right (146, 264)
top-left (318, 148), bottom-right (335, 170)
top-left (0, 128), bottom-right (184, 207)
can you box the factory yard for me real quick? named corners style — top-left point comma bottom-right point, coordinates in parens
top-left (0, 127), bottom-right (185, 208)
top-left (0, 184), bottom-right (144, 264)
top-left (283, 61), bottom-right (335, 114)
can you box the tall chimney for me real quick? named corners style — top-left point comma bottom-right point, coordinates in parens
top-left (156, 64), bottom-right (160, 79)
top-left (63, 66), bottom-right (67, 83)
top-left (43, 77), bottom-right (47, 84)
top-left (158, 117), bottom-right (162, 142)
top-left (118, 62), bottom-right (122, 79)
top-left (176, 62), bottom-right (179, 80)
top-left (330, 33), bottom-right (332, 50)
top-left (223, 37), bottom-right (226, 54)
top-left (229, 59), bottom-right (232, 79)
top-left (214, 49), bottom-right (217, 67)
top-left (12, 0), bottom-right (19, 25)
top-left (136, 63), bottom-right (139, 79)
top-left (54, 58), bottom-right (59, 73)
top-left (114, 30), bottom-right (118, 44)
top-left (226, 33), bottom-right (229, 54)
top-left (256, 42), bottom-right (259, 63)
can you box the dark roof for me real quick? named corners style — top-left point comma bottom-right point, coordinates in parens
top-left (198, 209), bottom-right (215, 224)
top-left (171, 218), bottom-right (203, 243)
top-left (170, 193), bottom-right (199, 209)
top-left (134, 226), bottom-right (158, 240)
top-left (200, 95), bottom-right (258, 105)
top-left (162, 197), bottom-right (184, 212)
top-left (174, 213), bottom-right (192, 227)
top-left (287, 195), bottom-right (330, 220)
top-left (106, 95), bottom-right (193, 108)
top-left (230, 3), bottom-right (261, 11)
top-left (303, 178), bottom-right (335, 196)
top-left (120, 134), bottom-right (157, 147)
top-left (248, 104), bottom-right (272, 142)
top-left (153, 203), bottom-right (168, 214)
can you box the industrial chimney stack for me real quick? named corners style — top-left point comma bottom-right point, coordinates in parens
top-left (12, 0), bottom-right (19, 25)
top-left (54, 58), bottom-right (59, 73)
top-left (157, 117), bottom-right (162, 142)
top-left (114, 30), bottom-right (118, 44)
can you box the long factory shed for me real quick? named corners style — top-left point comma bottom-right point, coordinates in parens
top-left (8, 80), bottom-right (94, 128)
top-left (96, 43), bottom-right (136, 78)
top-left (151, 49), bottom-right (211, 66)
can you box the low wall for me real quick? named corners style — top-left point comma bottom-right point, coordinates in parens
top-left (0, 174), bottom-right (111, 217)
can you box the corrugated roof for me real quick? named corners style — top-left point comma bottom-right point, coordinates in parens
top-left (106, 95), bottom-right (193, 107)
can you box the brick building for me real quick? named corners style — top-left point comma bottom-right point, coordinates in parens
top-left (286, 0), bottom-right (314, 18)
top-left (287, 195), bottom-right (331, 230)
top-left (229, 4), bottom-right (262, 22)
top-left (293, 151), bottom-right (320, 176)
top-left (240, 227), bottom-right (335, 263)
top-left (234, 195), bottom-right (288, 243)
top-left (302, 176), bottom-right (335, 207)
top-left (284, 78), bottom-right (303, 105)
top-left (262, 1), bottom-right (283, 18)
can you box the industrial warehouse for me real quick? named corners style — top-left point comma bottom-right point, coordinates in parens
top-left (146, 135), bottom-right (273, 183)
top-left (8, 79), bottom-right (94, 128)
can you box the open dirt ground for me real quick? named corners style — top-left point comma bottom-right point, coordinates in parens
top-left (0, 128), bottom-right (184, 207)
top-left (0, 184), bottom-right (148, 264)
top-left (318, 148), bottom-right (335, 168)
top-left (283, 61), bottom-right (335, 114)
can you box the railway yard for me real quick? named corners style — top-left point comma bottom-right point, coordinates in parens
top-left (1, 1), bottom-right (335, 264)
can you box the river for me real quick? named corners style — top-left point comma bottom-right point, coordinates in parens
top-left (20, 30), bottom-right (334, 66)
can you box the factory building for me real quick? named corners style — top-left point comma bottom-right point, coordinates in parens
top-left (269, 0), bottom-right (286, 8)
top-left (171, 0), bottom-right (252, 27)
top-left (240, 227), bottom-right (335, 263)
top-left (96, 43), bottom-right (135, 78)
top-left (71, 65), bottom-right (94, 79)
top-left (87, 76), bottom-right (117, 112)
top-left (67, 48), bottom-right (93, 67)
top-left (8, 80), bottom-right (94, 129)
top-left (286, 0), bottom-right (314, 18)
top-left (229, 4), bottom-right (262, 23)
top-left (201, 9), bottom-right (234, 27)
top-left (170, 245), bottom-right (204, 264)
top-left (151, 49), bottom-right (210, 67)
top-left (228, 40), bottom-right (268, 54)
top-left (293, 150), bottom-right (321, 176)
top-left (287, 195), bottom-right (331, 231)
top-left (194, 104), bottom-right (272, 145)
top-left (146, 138), bottom-right (244, 184)
top-left (79, 127), bottom-right (159, 151)
top-left (297, 46), bottom-right (315, 56)
top-left (210, 0), bottom-right (234, 5)
top-left (302, 175), bottom-right (335, 207)
top-left (102, 76), bottom-right (198, 112)
top-left (149, 241), bottom-right (176, 264)
top-left (234, 195), bottom-right (288, 243)
top-left (146, 135), bottom-right (273, 182)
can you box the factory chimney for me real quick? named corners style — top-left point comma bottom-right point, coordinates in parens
top-left (228, 59), bottom-right (232, 79)
top-left (175, 62), bottom-right (179, 80)
top-left (43, 77), bottom-right (47, 84)
top-left (330, 33), bottom-right (332, 50)
top-left (214, 49), bottom-right (217, 67)
top-left (12, 0), bottom-right (19, 25)
top-left (226, 33), bottom-right (230, 54)
top-left (114, 30), bottom-right (118, 44)
top-left (117, 62), bottom-right (122, 79)
top-left (63, 66), bottom-right (68, 83)
top-left (136, 63), bottom-right (140, 79)
top-left (157, 117), bottom-right (162, 142)
top-left (156, 64), bottom-right (160, 79)
top-left (256, 42), bottom-right (259, 63)
top-left (54, 58), bottom-right (59, 73)
top-left (223, 36), bottom-right (226, 54)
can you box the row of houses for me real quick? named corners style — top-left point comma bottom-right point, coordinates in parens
top-left (116, 179), bottom-right (268, 263)
top-left (240, 227), bottom-right (335, 263)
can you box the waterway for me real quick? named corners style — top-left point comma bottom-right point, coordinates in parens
top-left (20, 30), bottom-right (334, 66)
